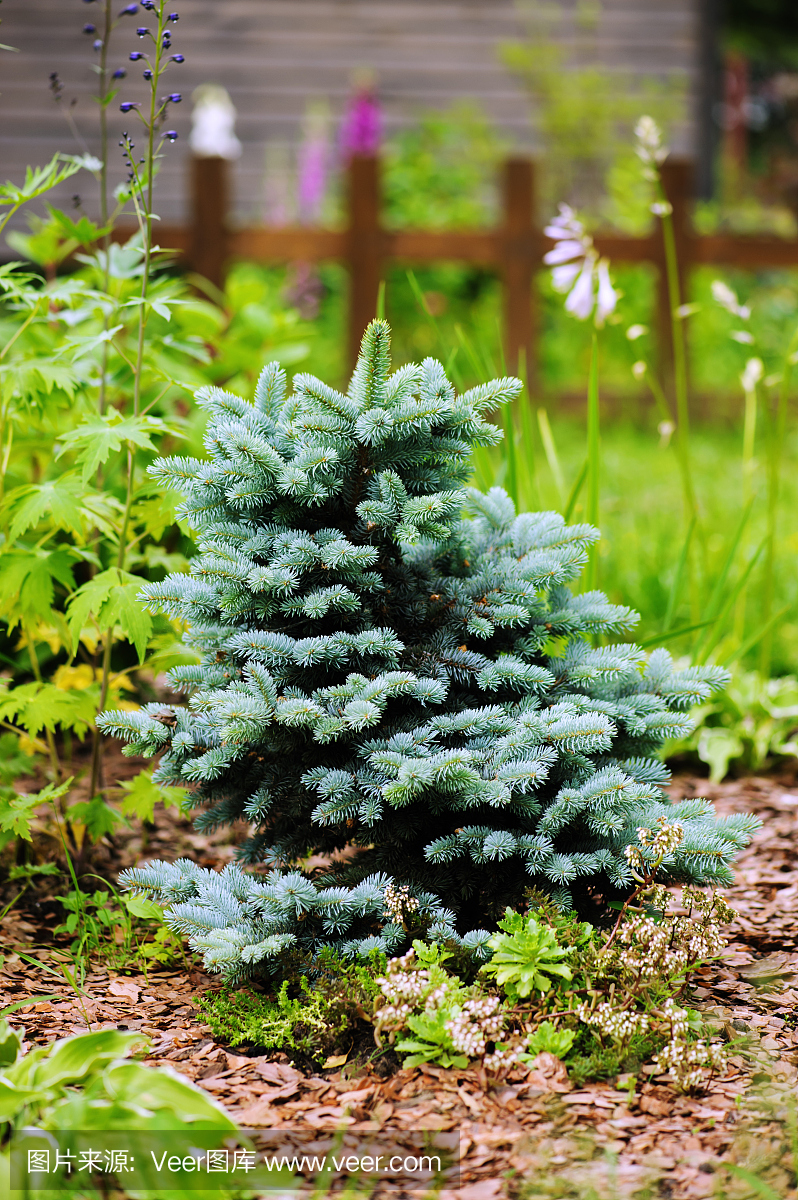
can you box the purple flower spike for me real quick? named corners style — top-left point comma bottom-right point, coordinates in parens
top-left (83, 23), bottom-right (96, 33)
top-left (170, 53), bottom-right (184, 62)
top-left (340, 84), bottom-right (382, 159)
top-left (113, 68), bottom-right (127, 78)
top-left (167, 92), bottom-right (181, 102)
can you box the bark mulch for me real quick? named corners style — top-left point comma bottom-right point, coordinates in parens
top-left (1, 765), bottom-right (797, 1199)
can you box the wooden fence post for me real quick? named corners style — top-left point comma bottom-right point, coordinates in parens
top-left (190, 155), bottom-right (229, 288)
top-left (347, 155), bottom-right (383, 368)
top-left (501, 159), bottom-right (537, 383)
top-left (657, 158), bottom-right (694, 398)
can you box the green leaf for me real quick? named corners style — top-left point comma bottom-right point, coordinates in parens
top-left (56, 414), bottom-right (163, 483)
top-left (67, 797), bottom-right (127, 841)
top-left (66, 568), bottom-right (152, 661)
top-left (0, 789), bottom-right (42, 841)
top-left (101, 1061), bottom-right (236, 1126)
top-left (0, 733), bottom-right (34, 785)
top-left (5, 476), bottom-right (85, 541)
top-left (0, 682), bottom-right (97, 737)
top-left (0, 547), bottom-right (75, 628)
top-left (118, 770), bottom-right (187, 823)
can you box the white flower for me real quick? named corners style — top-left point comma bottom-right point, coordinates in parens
top-left (190, 85), bottom-right (242, 160)
top-left (632, 360), bottom-right (647, 380)
top-left (731, 330), bottom-right (754, 345)
top-left (711, 280), bottom-right (751, 320)
top-left (741, 357), bottom-right (763, 392)
top-left (544, 204), bottom-right (617, 325)
top-left (626, 324), bottom-right (648, 340)
top-left (635, 116), bottom-right (668, 167)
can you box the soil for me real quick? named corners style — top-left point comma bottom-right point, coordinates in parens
top-left (2, 751), bottom-right (797, 1199)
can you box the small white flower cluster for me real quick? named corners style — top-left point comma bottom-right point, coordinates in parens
top-left (655, 1000), bottom-right (727, 1093)
top-left (576, 1000), bottom-right (650, 1047)
top-left (681, 886), bottom-right (737, 926)
top-left (382, 882), bottom-right (419, 924)
top-left (445, 995), bottom-right (505, 1059)
top-left (375, 948), bottom-right (456, 1034)
top-left (543, 206), bottom-right (617, 325)
top-left (624, 818), bottom-right (683, 880)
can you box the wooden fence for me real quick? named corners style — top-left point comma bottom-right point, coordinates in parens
top-left (129, 154), bottom-right (798, 383)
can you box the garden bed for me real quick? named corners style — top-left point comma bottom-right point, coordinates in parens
top-left (2, 767), bottom-right (796, 1199)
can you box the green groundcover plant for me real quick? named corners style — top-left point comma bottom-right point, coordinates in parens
top-left (101, 320), bottom-right (758, 981)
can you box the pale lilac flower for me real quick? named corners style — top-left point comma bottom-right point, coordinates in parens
top-left (296, 103), bottom-right (331, 224)
top-left (711, 279), bottom-right (751, 320)
top-left (544, 204), bottom-right (617, 325)
top-left (740, 357), bottom-right (763, 393)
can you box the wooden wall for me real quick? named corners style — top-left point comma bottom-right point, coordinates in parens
top-left (0, 0), bottom-right (698, 227)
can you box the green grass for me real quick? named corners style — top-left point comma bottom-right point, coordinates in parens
top-left (474, 410), bottom-right (798, 675)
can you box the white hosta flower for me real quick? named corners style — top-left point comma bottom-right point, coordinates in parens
top-left (741, 357), bottom-right (763, 393)
top-left (711, 279), bottom-right (751, 320)
top-left (544, 204), bottom-right (617, 325)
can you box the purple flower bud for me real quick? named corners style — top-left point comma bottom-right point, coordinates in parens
top-left (119, 101), bottom-right (139, 113)
top-left (140, 0), bottom-right (155, 8)
top-left (169, 53), bottom-right (184, 62)
top-left (143, 69), bottom-right (152, 79)
top-left (83, 23), bottom-right (96, 33)
top-left (119, 3), bottom-right (138, 14)
top-left (162, 130), bottom-right (178, 142)
top-left (136, 27), bottom-right (149, 37)
top-left (113, 68), bottom-right (126, 78)
top-left (168, 13), bottom-right (179, 20)
top-left (130, 52), bottom-right (143, 61)
top-left (167, 92), bottom-right (181, 102)
top-left (93, 39), bottom-right (102, 50)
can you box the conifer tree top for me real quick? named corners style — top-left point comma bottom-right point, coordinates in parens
top-left (101, 322), bottom-right (758, 981)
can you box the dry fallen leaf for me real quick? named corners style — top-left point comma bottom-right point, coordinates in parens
top-left (323, 1052), bottom-right (348, 1069)
top-left (107, 978), bottom-right (140, 1003)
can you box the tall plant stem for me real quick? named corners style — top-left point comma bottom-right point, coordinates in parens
top-left (760, 326), bottom-right (798, 677)
top-left (658, 197), bottom-right (697, 523)
top-left (25, 624), bottom-right (61, 783)
top-left (97, 0), bottom-right (113, 416)
top-left (91, 6), bottom-right (166, 800)
top-left (586, 332), bottom-right (600, 591)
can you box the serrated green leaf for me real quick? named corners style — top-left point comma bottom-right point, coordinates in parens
top-left (66, 568), bottom-right (152, 660)
top-left (0, 547), bottom-right (75, 627)
top-left (67, 796), bottom-right (126, 841)
top-left (56, 415), bottom-right (160, 483)
top-left (0, 682), bottom-right (98, 737)
top-left (118, 769), bottom-right (187, 823)
top-left (5, 476), bottom-right (85, 541)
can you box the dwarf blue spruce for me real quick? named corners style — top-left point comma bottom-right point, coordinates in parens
top-left (99, 320), bottom-right (758, 981)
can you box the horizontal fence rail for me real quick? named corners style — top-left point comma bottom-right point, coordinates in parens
top-left (116, 154), bottom-right (798, 382)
